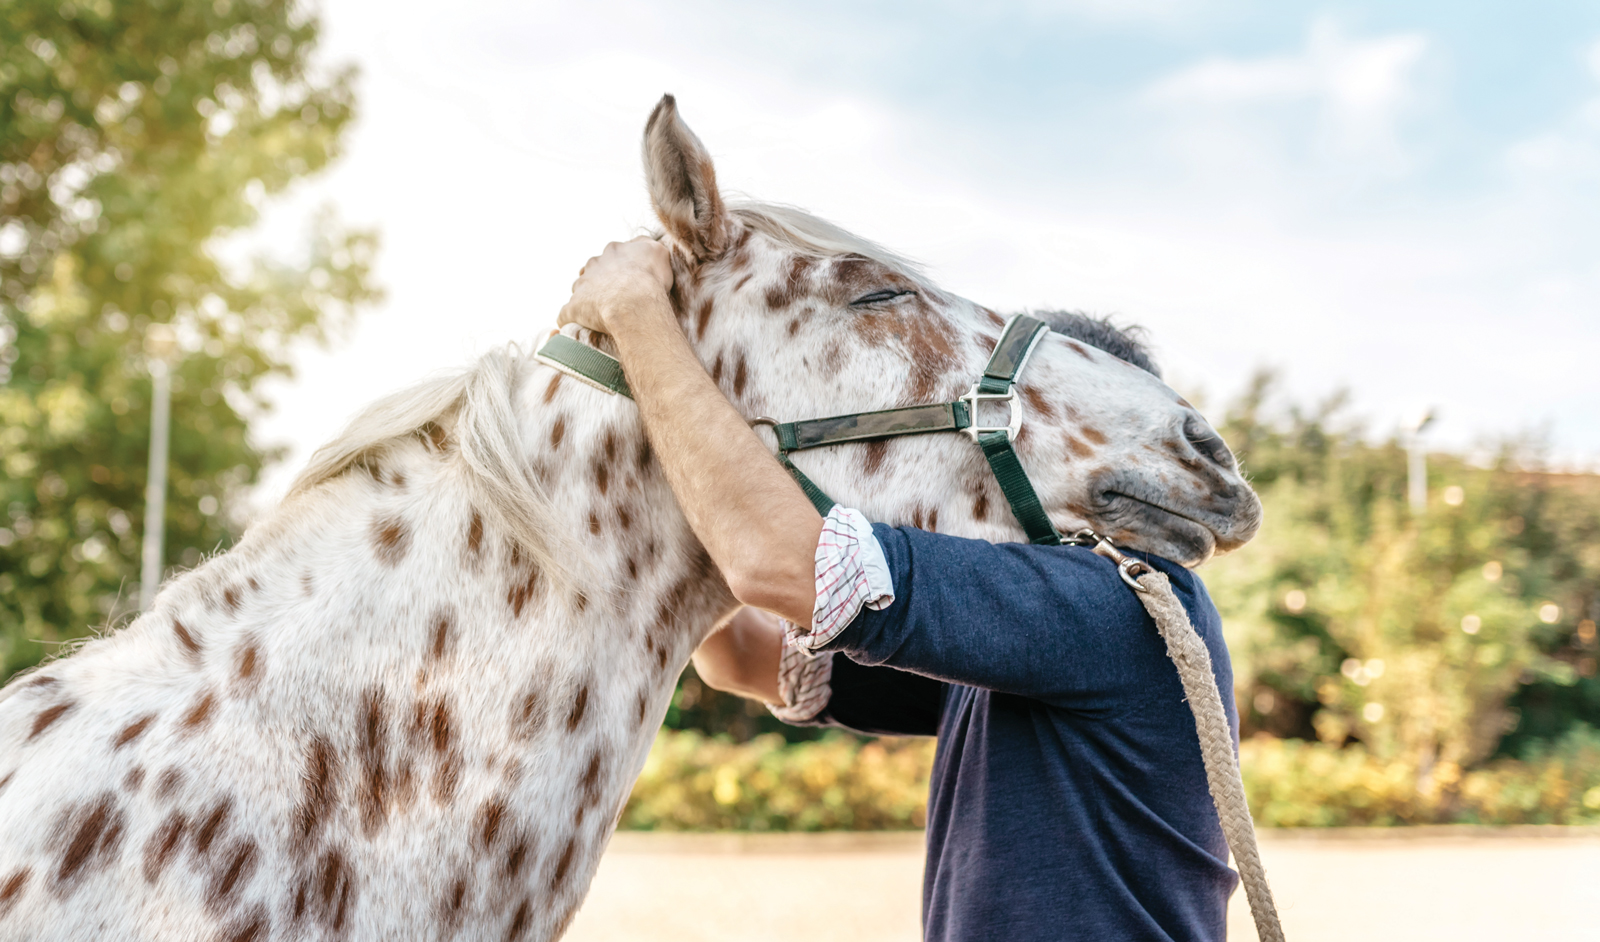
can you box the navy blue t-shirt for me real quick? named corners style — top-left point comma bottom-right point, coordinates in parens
top-left (801, 524), bottom-right (1239, 942)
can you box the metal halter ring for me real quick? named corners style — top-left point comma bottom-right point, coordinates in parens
top-left (959, 383), bottom-right (1023, 443)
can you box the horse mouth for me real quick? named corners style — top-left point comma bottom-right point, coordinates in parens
top-left (1094, 486), bottom-right (1254, 566)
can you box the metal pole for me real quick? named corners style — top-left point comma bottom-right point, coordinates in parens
top-left (140, 358), bottom-right (172, 611)
top-left (1406, 410), bottom-right (1436, 515)
top-left (1407, 435), bottom-right (1426, 514)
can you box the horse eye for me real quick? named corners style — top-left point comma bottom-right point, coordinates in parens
top-left (850, 289), bottom-right (911, 306)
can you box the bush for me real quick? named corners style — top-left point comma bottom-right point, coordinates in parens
top-left (622, 730), bottom-right (935, 831)
top-left (1241, 726), bottom-right (1600, 827)
top-left (623, 727), bottom-right (1600, 831)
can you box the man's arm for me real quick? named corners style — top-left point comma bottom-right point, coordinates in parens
top-left (693, 607), bottom-right (783, 703)
top-left (698, 607), bottom-right (948, 738)
top-left (558, 237), bottom-right (821, 627)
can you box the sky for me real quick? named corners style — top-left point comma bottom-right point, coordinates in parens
top-left (248, 0), bottom-right (1600, 505)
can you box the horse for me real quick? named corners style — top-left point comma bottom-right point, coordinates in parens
top-left (0, 95), bottom-right (1261, 942)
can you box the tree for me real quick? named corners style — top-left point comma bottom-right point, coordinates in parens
top-left (1206, 372), bottom-right (1600, 790)
top-left (0, 0), bottom-right (379, 681)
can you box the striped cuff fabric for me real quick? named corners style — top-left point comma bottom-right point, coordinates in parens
top-left (769, 643), bottom-right (834, 724)
top-left (770, 506), bottom-right (895, 723)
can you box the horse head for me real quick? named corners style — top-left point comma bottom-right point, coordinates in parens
top-left (638, 95), bottom-right (1261, 566)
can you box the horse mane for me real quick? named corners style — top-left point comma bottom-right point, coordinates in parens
top-left (726, 199), bottom-right (928, 282)
top-left (1033, 310), bottom-right (1162, 378)
top-left (286, 345), bottom-right (572, 587)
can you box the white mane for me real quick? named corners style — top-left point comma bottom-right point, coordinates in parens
top-left (726, 199), bottom-right (928, 282)
top-left (286, 344), bottom-right (571, 586)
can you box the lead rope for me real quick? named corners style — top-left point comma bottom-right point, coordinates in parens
top-left (1088, 536), bottom-right (1284, 942)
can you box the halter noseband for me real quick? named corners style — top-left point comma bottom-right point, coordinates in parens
top-left (536, 314), bottom-right (1149, 586)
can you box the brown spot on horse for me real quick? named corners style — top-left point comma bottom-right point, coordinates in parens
top-left (155, 768), bottom-right (184, 800)
top-left (466, 511), bottom-right (484, 560)
top-left (193, 798), bottom-right (232, 857)
top-left (143, 812), bottom-right (187, 883)
top-left (180, 692), bottom-right (216, 733)
top-left (235, 643), bottom-right (260, 686)
top-left (551, 835), bottom-right (579, 890)
top-left (423, 420), bottom-right (451, 451)
top-left (0, 867), bottom-right (30, 918)
top-left (477, 798), bottom-right (508, 848)
top-left (54, 793), bottom-right (125, 888)
top-left (430, 611), bottom-right (453, 660)
top-left (542, 373), bottom-right (563, 403)
top-left (1021, 385), bottom-right (1057, 420)
top-left (114, 714), bottom-right (155, 749)
top-left (549, 416), bottom-right (566, 450)
top-left (208, 838), bottom-right (259, 907)
top-left (862, 440), bottom-right (889, 476)
top-left (371, 517), bottom-right (411, 567)
top-left (295, 737), bottom-right (338, 848)
top-left (173, 620), bottom-right (202, 659)
top-left (505, 898), bottom-right (534, 941)
top-left (219, 907), bottom-right (269, 942)
top-left (28, 701), bottom-right (73, 741)
top-left (695, 298), bottom-right (715, 339)
top-left (566, 685), bottom-right (590, 732)
top-left (359, 691), bottom-right (390, 834)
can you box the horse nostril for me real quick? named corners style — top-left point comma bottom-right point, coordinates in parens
top-left (1184, 415), bottom-right (1235, 471)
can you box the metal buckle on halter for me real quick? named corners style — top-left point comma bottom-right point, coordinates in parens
top-left (959, 383), bottom-right (1023, 443)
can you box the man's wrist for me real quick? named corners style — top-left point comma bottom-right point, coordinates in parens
top-left (600, 287), bottom-right (675, 335)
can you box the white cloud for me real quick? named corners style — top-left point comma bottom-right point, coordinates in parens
top-left (1148, 17), bottom-right (1429, 165)
top-left (241, 1), bottom-right (1600, 515)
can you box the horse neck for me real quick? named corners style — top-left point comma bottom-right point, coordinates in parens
top-left (0, 355), bottom-right (737, 942)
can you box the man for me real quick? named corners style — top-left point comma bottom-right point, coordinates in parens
top-left (559, 238), bottom-right (1239, 941)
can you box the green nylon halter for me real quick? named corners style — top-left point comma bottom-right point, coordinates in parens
top-left (535, 314), bottom-right (1063, 546)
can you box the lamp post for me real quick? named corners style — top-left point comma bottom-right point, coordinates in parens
top-left (140, 323), bottom-right (178, 611)
top-left (1404, 409), bottom-right (1436, 515)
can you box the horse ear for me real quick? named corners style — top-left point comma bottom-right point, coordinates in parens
top-left (642, 94), bottom-right (730, 261)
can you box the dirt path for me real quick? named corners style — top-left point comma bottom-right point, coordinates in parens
top-left (564, 828), bottom-right (1600, 941)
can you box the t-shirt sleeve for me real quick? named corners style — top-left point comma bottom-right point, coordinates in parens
top-left (820, 523), bottom-right (1214, 712)
top-left (786, 654), bottom-right (946, 737)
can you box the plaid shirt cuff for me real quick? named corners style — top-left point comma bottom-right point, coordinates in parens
top-left (769, 506), bottom-right (895, 723)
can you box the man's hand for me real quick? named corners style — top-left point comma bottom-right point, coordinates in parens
top-left (558, 236), bottom-right (674, 334)
top-left (555, 238), bottom-right (823, 629)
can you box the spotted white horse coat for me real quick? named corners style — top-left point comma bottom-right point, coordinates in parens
top-left (0, 96), bottom-right (1261, 942)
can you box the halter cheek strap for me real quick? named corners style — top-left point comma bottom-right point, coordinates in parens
top-left (537, 315), bottom-right (1063, 545)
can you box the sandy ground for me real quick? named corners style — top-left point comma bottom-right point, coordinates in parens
top-left (564, 828), bottom-right (1600, 942)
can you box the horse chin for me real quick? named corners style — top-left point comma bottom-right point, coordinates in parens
top-left (1083, 470), bottom-right (1263, 567)
top-left (1101, 497), bottom-right (1217, 568)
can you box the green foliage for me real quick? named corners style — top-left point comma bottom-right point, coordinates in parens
top-left (0, 0), bottom-right (377, 679)
top-left (663, 662), bottom-right (828, 744)
top-left (1205, 373), bottom-right (1600, 780)
top-left (1241, 726), bottom-right (1600, 827)
top-left (624, 727), bottom-right (1600, 831)
top-left (623, 730), bottom-right (934, 831)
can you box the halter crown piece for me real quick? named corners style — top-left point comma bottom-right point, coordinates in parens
top-left (535, 316), bottom-right (1289, 941)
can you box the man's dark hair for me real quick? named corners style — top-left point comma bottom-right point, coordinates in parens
top-left (1029, 310), bottom-right (1161, 379)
